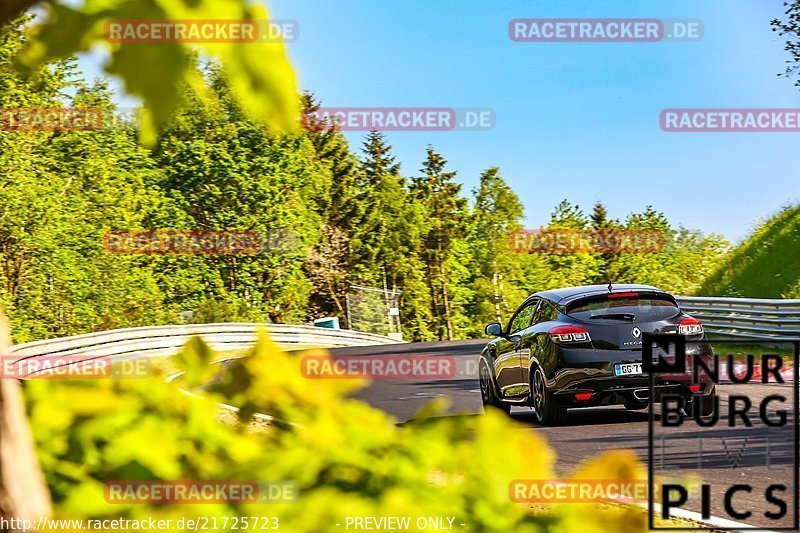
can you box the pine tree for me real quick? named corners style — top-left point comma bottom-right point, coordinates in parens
top-left (355, 131), bottom-right (430, 338)
top-left (549, 199), bottom-right (588, 229)
top-left (468, 168), bottom-right (526, 327)
top-left (357, 130), bottom-right (407, 280)
top-left (538, 201), bottom-right (603, 288)
top-left (300, 92), bottom-right (363, 229)
top-left (589, 202), bottom-right (614, 283)
top-left (591, 202), bottom-right (609, 229)
top-left (300, 92), bottom-right (364, 320)
top-left (411, 148), bottom-right (467, 340)
top-left (362, 129), bottom-right (400, 182)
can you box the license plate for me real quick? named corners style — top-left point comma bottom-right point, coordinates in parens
top-left (614, 363), bottom-right (642, 376)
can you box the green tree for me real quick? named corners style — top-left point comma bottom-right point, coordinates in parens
top-left (607, 206), bottom-right (730, 295)
top-left (467, 167), bottom-right (525, 329)
top-left (354, 131), bottom-right (431, 338)
top-left (0, 18), bottom-right (170, 341)
top-left (153, 66), bottom-right (326, 324)
top-left (549, 199), bottom-right (589, 229)
top-left (589, 201), bottom-right (620, 283)
top-left (411, 148), bottom-right (468, 340)
top-left (8, 0), bottom-right (299, 144)
top-left (300, 93), bottom-right (363, 320)
top-left (300, 93), bottom-right (362, 230)
top-left (533, 200), bottom-right (603, 288)
top-left (591, 201), bottom-right (616, 229)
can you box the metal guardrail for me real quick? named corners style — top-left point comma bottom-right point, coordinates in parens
top-left (675, 296), bottom-right (800, 341)
top-left (9, 296), bottom-right (800, 363)
top-left (7, 323), bottom-right (404, 364)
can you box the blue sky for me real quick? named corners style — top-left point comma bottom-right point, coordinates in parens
top-left (264, 0), bottom-right (800, 243)
top-left (78, 0), bottom-right (800, 243)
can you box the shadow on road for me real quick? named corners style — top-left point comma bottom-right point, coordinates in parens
top-left (511, 406), bottom-right (653, 427)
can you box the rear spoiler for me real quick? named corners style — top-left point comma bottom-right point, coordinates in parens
top-left (563, 290), bottom-right (677, 311)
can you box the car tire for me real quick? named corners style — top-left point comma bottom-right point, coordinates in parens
top-left (531, 367), bottom-right (567, 425)
top-left (699, 395), bottom-right (715, 417)
top-left (684, 387), bottom-right (716, 418)
top-left (479, 357), bottom-right (511, 415)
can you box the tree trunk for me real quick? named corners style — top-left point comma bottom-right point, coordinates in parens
top-left (440, 262), bottom-right (453, 341)
top-left (492, 268), bottom-right (502, 324)
top-left (381, 267), bottom-right (392, 333)
top-left (327, 279), bottom-right (345, 318)
top-left (425, 259), bottom-right (441, 338)
top-left (435, 227), bottom-right (453, 341)
top-left (0, 308), bottom-right (51, 531)
top-left (498, 272), bottom-right (510, 315)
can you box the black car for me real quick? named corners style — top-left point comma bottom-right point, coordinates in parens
top-left (479, 284), bottom-right (715, 424)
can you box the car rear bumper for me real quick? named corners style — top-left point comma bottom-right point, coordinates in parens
top-left (551, 375), bottom-right (714, 407)
top-left (547, 344), bottom-right (714, 407)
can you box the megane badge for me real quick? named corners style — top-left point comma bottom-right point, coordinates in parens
top-left (632, 327), bottom-right (641, 338)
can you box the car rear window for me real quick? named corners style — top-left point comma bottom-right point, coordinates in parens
top-left (566, 295), bottom-right (679, 322)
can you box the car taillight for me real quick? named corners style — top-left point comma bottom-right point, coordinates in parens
top-left (607, 292), bottom-right (639, 299)
top-left (679, 316), bottom-right (703, 336)
top-left (549, 325), bottom-right (591, 343)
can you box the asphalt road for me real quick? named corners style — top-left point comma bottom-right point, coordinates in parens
top-left (336, 340), bottom-right (798, 530)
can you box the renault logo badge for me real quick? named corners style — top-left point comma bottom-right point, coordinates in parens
top-left (632, 327), bottom-right (641, 338)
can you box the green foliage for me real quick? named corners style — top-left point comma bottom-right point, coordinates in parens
top-left (464, 168), bottom-right (526, 333)
top-left (537, 200), bottom-right (605, 288)
top-left (772, 1), bottom-right (800, 87)
top-left (12, 0), bottom-right (299, 145)
top-left (411, 148), bottom-right (469, 340)
top-left (353, 131), bottom-right (431, 338)
top-left (152, 69), bottom-right (325, 324)
top-left (549, 199), bottom-right (589, 230)
top-left (0, 20), bottom-right (173, 341)
top-left (590, 202), bottom-right (614, 230)
top-left (300, 93), bottom-right (364, 319)
top-left (605, 207), bottom-right (731, 296)
top-left (699, 204), bottom-right (800, 297)
top-left (24, 335), bottom-right (647, 531)
top-left (0, 15), bottom-right (735, 345)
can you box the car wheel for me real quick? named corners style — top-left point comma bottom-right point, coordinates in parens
top-left (479, 358), bottom-right (510, 414)
top-left (683, 387), bottom-right (717, 418)
top-left (699, 395), bottom-right (716, 417)
top-left (531, 367), bottom-right (567, 425)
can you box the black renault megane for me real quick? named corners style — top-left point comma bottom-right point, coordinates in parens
top-left (479, 284), bottom-right (715, 424)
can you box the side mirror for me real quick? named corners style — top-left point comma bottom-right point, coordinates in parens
top-left (485, 322), bottom-right (503, 337)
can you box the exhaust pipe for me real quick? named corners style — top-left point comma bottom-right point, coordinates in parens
top-left (633, 389), bottom-right (649, 400)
